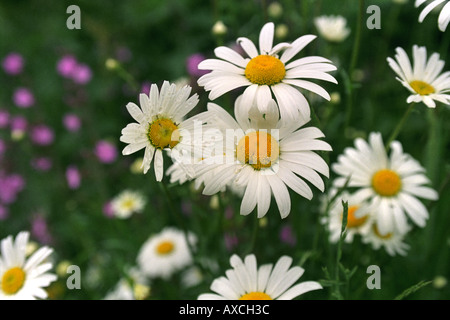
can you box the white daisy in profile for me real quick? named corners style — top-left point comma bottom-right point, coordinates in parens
top-left (197, 22), bottom-right (337, 122)
top-left (137, 227), bottom-right (197, 280)
top-left (415, 0), bottom-right (450, 32)
top-left (314, 15), bottom-right (351, 43)
top-left (321, 189), bottom-right (373, 244)
top-left (331, 132), bottom-right (438, 235)
top-left (387, 45), bottom-right (450, 108)
top-left (111, 189), bottom-right (146, 219)
top-left (198, 254), bottom-right (322, 300)
top-left (361, 222), bottom-right (411, 256)
top-left (0, 231), bottom-right (57, 300)
top-left (194, 97), bottom-right (331, 219)
top-left (120, 81), bottom-right (206, 181)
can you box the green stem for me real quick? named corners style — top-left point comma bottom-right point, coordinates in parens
top-left (160, 181), bottom-right (197, 261)
top-left (385, 102), bottom-right (415, 151)
top-left (333, 200), bottom-right (348, 300)
top-left (345, 0), bottom-right (365, 132)
top-left (246, 214), bottom-right (259, 255)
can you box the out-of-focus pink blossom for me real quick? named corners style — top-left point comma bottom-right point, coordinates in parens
top-left (63, 113), bottom-right (81, 132)
top-left (66, 165), bottom-right (81, 189)
top-left (13, 87), bottom-right (35, 108)
top-left (2, 52), bottom-right (24, 75)
top-left (94, 140), bottom-right (117, 164)
top-left (140, 81), bottom-right (151, 95)
top-left (31, 157), bottom-right (53, 171)
top-left (279, 224), bottom-right (297, 246)
top-left (30, 124), bottom-right (54, 146)
top-left (0, 109), bottom-right (10, 128)
top-left (224, 233), bottom-right (239, 251)
top-left (10, 116), bottom-right (27, 131)
top-left (31, 214), bottom-right (53, 244)
top-left (71, 63), bottom-right (92, 84)
top-left (0, 173), bottom-right (25, 204)
top-left (186, 53), bottom-right (209, 78)
top-left (57, 55), bottom-right (78, 78)
top-left (102, 201), bottom-right (114, 218)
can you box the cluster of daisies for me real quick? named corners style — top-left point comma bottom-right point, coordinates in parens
top-left (116, 7), bottom-right (448, 298)
top-left (104, 226), bottom-right (322, 300)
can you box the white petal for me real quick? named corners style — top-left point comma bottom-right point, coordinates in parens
top-left (237, 37), bottom-right (259, 58)
top-left (276, 281), bottom-right (322, 300)
top-left (280, 35), bottom-right (316, 63)
top-left (266, 174), bottom-right (291, 218)
top-left (154, 148), bottom-right (164, 181)
top-left (259, 22), bottom-right (274, 54)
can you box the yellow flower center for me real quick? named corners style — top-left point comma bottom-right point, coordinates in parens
top-left (1, 267), bottom-right (26, 295)
top-left (121, 198), bottom-right (136, 211)
top-left (371, 169), bottom-right (402, 197)
top-left (373, 225), bottom-right (392, 240)
top-left (156, 241), bottom-right (175, 255)
top-left (148, 118), bottom-right (180, 149)
top-left (239, 291), bottom-right (273, 300)
top-left (236, 131), bottom-right (280, 170)
top-left (343, 205), bottom-right (368, 229)
top-left (245, 55), bottom-right (286, 86)
top-left (409, 80), bottom-right (435, 95)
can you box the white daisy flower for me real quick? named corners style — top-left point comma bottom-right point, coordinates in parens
top-left (197, 22), bottom-right (337, 122)
top-left (137, 227), bottom-right (196, 280)
top-left (331, 132), bottom-right (438, 235)
top-left (361, 222), bottom-right (411, 256)
top-left (387, 45), bottom-right (450, 108)
top-left (119, 81), bottom-right (205, 181)
top-left (197, 254), bottom-right (322, 300)
top-left (194, 97), bottom-right (331, 219)
top-left (111, 189), bottom-right (146, 219)
top-left (0, 231), bottom-right (57, 300)
top-left (321, 189), bottom-right (373, 244)
top-left (314, 15), bottom-right (351, 43)
top-left (415, 0), bottom-right (450, 32)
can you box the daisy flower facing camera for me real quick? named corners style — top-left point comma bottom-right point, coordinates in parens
top-left (198, 22), bottom-right (337, 121)
top-left (331, 132), bottom-right (438, 235)
top-left (194, 98), bottom-right (331, 219)
top-left (137, 227), bottom-right (197, 280)
top-left (198, 254), bottom-right (322, 300)
top-left (0, 231), bottom-right (57, 300)
top-left (314, 15), bottom-right (351, 43)
top-left (387, 45), bottom-right (450, 108)
top-left (415, 0), bottom-right (450, 32)
top-left (111, 189), bottom-right (146, 219)
top-left (120, 81), bottom-right (205, 181)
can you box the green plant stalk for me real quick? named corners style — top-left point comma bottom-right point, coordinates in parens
top-left (344, 0), bottom-right (365, 131)
top-left (333, 200), bottom-right (348, 300)
top-left (385, 102), bottom-right (415, 151)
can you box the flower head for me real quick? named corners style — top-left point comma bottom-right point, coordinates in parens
top-left (387, 45), bottom-right (450, 108)
top-left (119, 81), bottom-right (205, 181)
top-left (331, 132), bottom-right (438, 235)
top-left (110, 189), bottom-right (146, 219)
top-left (13, 87), bottom-right (34, 108)
top-left (2, 52), bottom-right (24, 75)
top-left (137, 227), bottom-right (196, 279)
top-left (0, 231), bottom-right (57, 299)
top-left (194, 98), bottom-right (331, 219)
top-left (198, 254), bottom-right (322, 300)
top-left (198, 22), bottom-right (337, 122)
top-left (314, 15), bottom-right (351, 42)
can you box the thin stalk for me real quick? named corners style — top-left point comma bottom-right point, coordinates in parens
top-left (345, 0), bottom-right (365, 131)
top-left (385, 102), bottom-right (415, 151)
